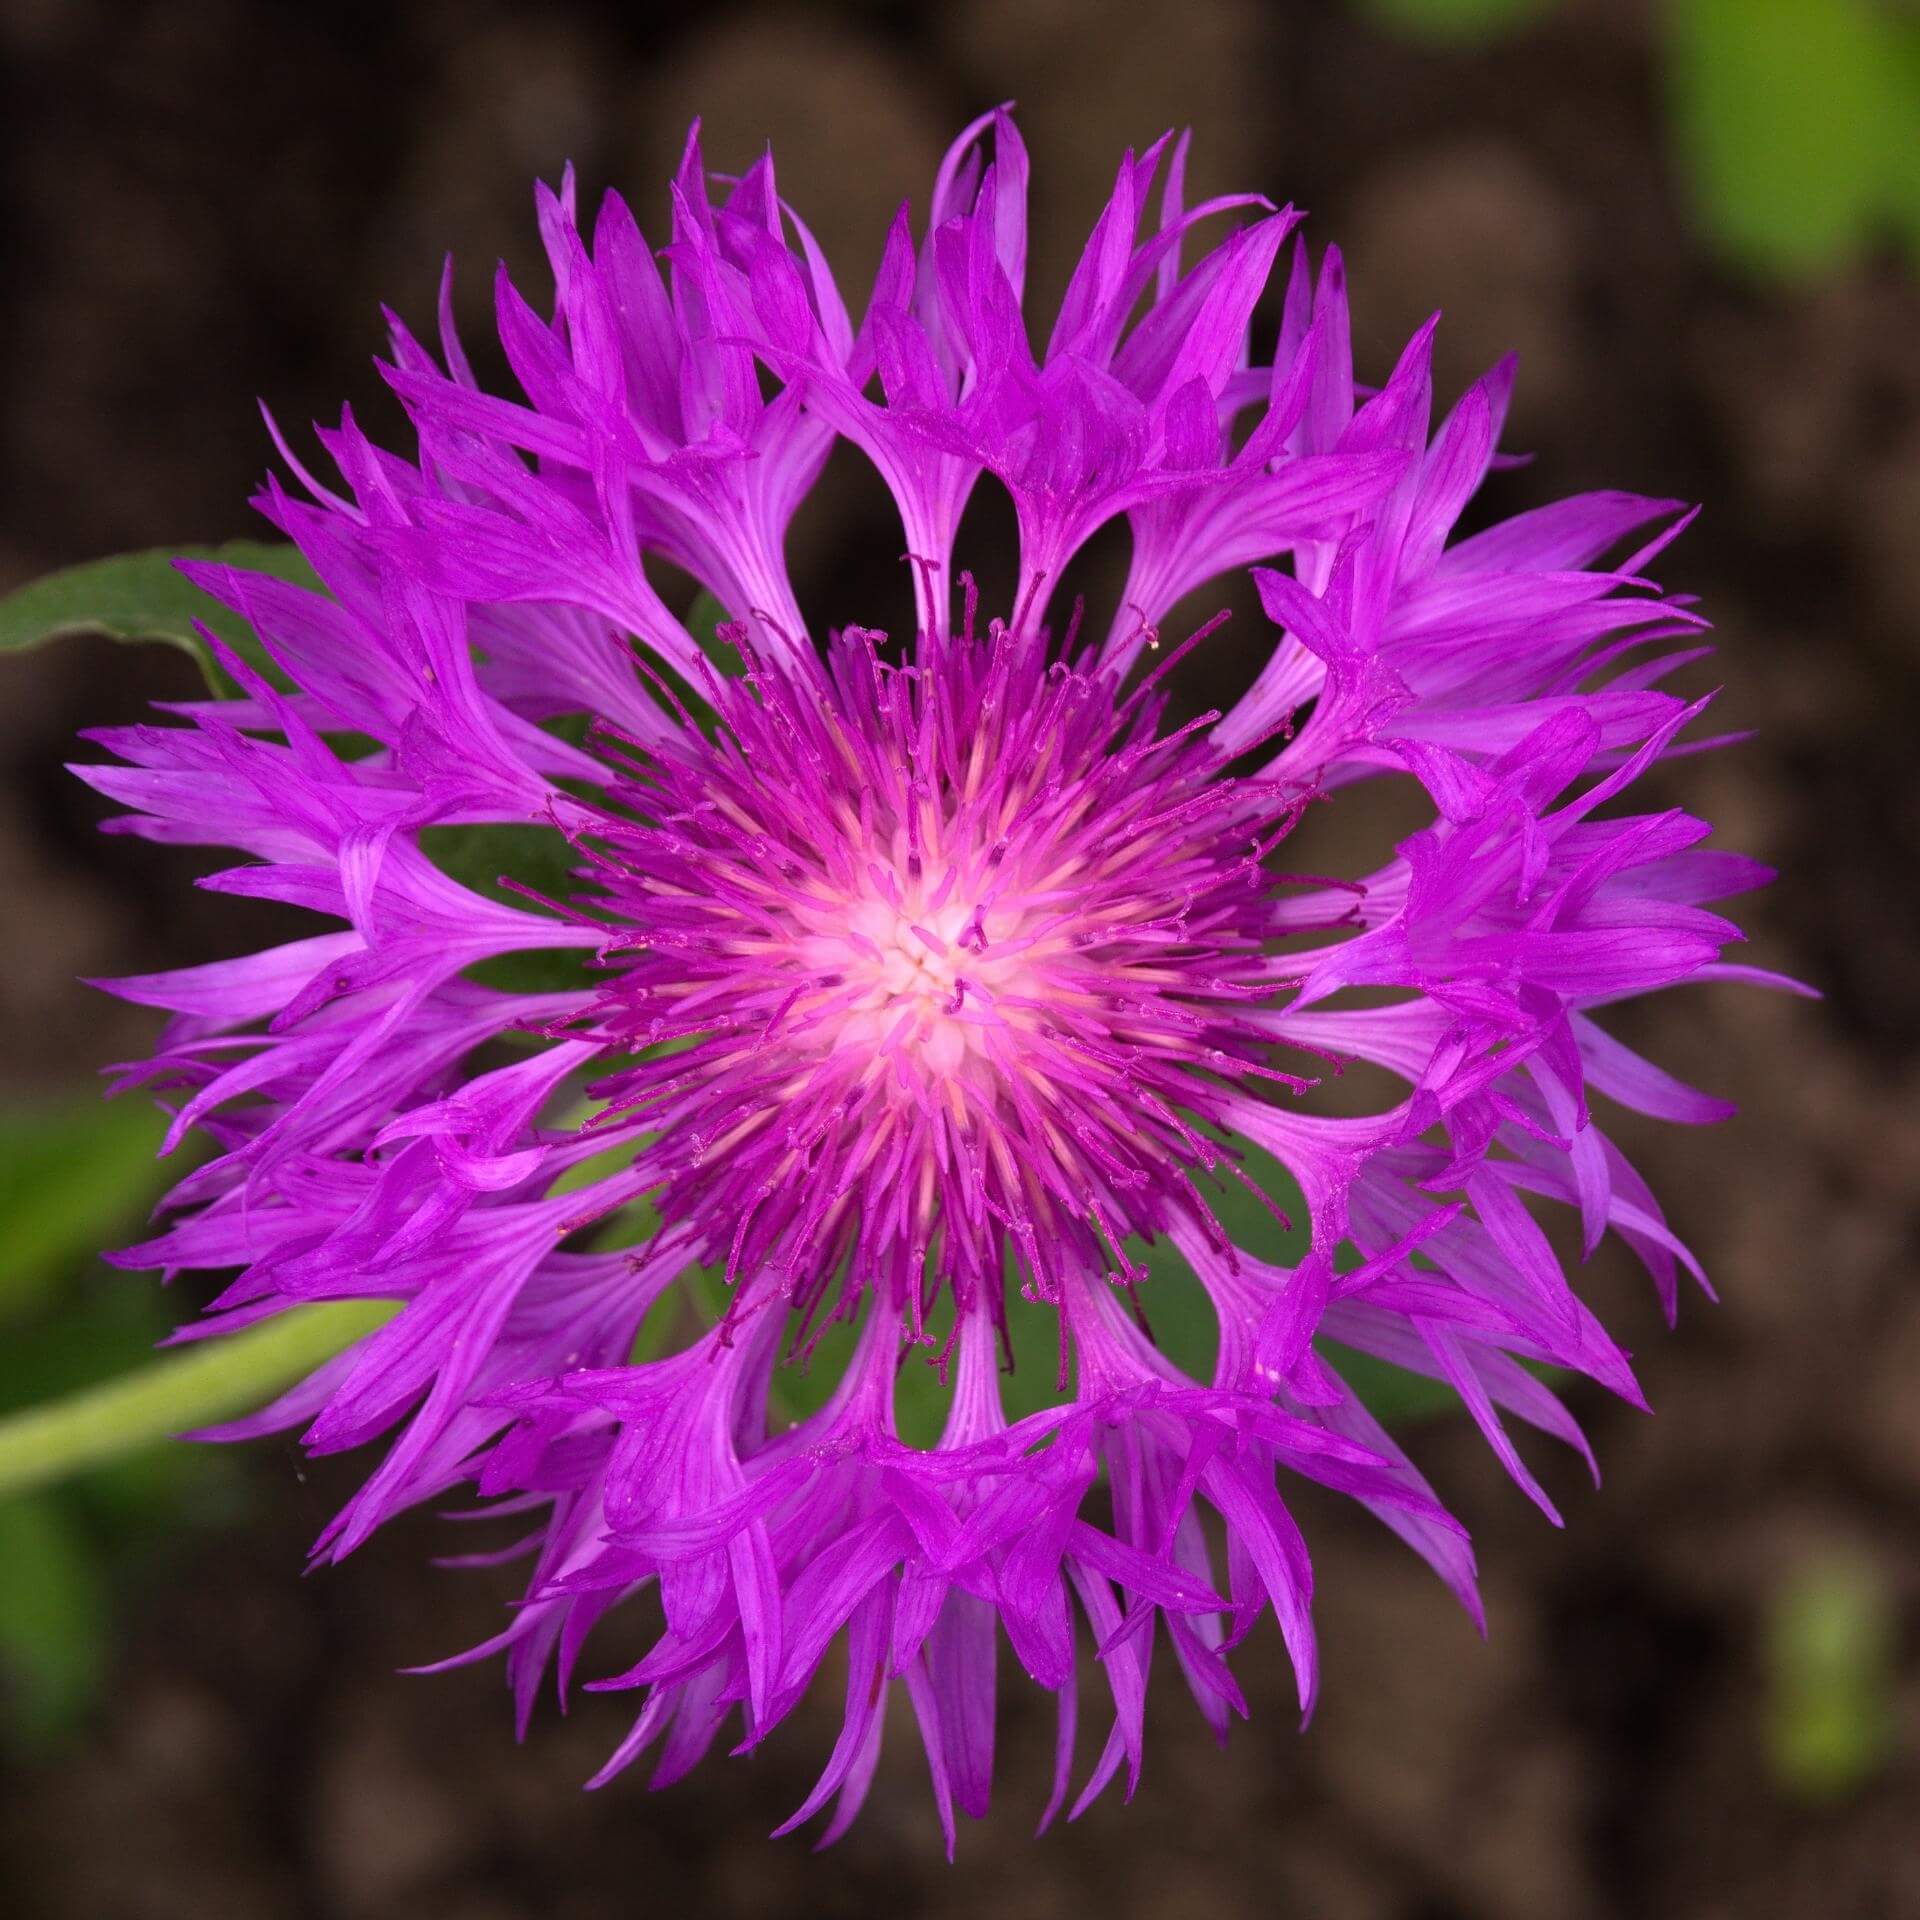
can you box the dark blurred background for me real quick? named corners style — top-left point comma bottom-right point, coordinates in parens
top-left (1, 1), bottom-right (1916, 1915)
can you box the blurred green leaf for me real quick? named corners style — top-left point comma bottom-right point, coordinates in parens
top-left (67, 1431), bottom-right (248, 1536)
top-left (0, 1101), bottom-right (175, 1326)
top-left (0, 1280), bottom-right (255, 1747)
top-left (1666, 0), bottom-right (1919, 276)
top-left (0, 541), bottom-right (319, 696)
top-left (0, 1277), bottom-right (178, 1421)
top-left (1357, 0), bottom-right (1558, 42)
top-left (1886, 18), bottom-right (1920, 252)
top-left (0, 1496), bottom-right (110, 1748)
top-left (1765, 1552), bottom-right (1898, 1802)
top-left (0, 1299), bottom-right (398, 1503)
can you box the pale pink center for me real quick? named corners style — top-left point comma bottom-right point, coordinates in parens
top-left (789, 840), bottom-right (1053, 1081)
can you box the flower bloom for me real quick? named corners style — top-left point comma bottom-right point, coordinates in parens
top-left (81, 113), bottom-right (1794, 1848)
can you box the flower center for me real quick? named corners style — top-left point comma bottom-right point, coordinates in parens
top-left (792, 837), bottom-right (1045, 1080)
top-left (577, 618), bottom-right (1295, 1327)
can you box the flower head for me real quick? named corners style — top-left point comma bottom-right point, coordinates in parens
top-left (82, 112), bottom-right (1792, 1848)
top-left (578, 606), bottom-right (1318, 1354)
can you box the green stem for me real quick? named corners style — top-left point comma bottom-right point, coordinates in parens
top-left (0, 1301), bottom-right (396, 1502)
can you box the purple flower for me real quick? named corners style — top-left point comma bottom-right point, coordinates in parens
top-left (81, 112), bottom-right (1794, 1848)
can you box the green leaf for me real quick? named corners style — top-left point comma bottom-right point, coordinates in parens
top-left (0, 1300), bottom-right (398, 1503)
top-left (1765, 1552), bottom-right (1898, 1802)
top-left (1356, 0), bottom-right (1558, 42)
top-left (0, 1496), bottom-right (110, 1748)
top-left (1884, 20), bottom-right (1920, 253)
top-left (1666, 0), bottom-right (1918, 277)
top-left (0, 1100), bottom-right (177, 1326)
top-left (0, 541), bottom-right (321, 697)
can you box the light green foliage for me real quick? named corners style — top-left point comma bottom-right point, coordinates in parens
top-left (1765, 1552), bottom-right (1899, 1801)
top-left (1667, 0), bottom-right (1920, 277)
